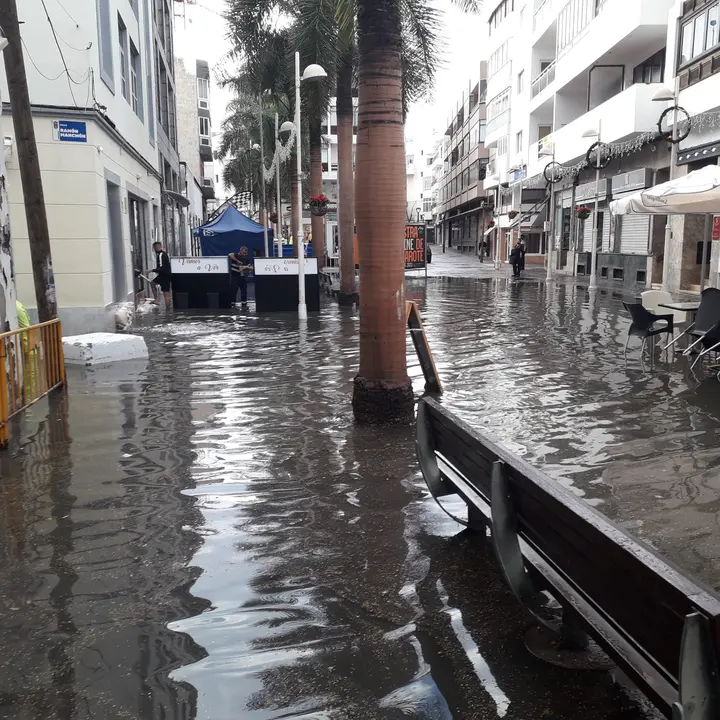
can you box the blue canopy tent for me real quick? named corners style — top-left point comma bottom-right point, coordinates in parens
top-left (193, 205), bottom-right (274, 259)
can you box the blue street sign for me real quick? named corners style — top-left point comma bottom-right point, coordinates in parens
top-left (53, 120), bottom-right (87, 143)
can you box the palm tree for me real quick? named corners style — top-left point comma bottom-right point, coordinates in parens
top-left (335, 50), bottom-right (356, 303)
top-left (351, 0), bottom-right (479, 423)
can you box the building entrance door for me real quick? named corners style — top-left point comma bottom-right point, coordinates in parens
top-left (129, 196), bottom-right (149, 302)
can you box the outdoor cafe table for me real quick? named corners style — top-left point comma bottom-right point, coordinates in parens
top-left (658, 301), bottom-right (701, 314)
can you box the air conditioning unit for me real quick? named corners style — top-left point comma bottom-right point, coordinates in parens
top-left (202, 177), bottom-right (213, 187)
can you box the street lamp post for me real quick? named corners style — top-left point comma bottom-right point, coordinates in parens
top-left (258, 103), bottom-right (269, 258)
top-left (582, 121), bottom-right (603, 290)
top-left (290, 52), bottom-right (327, 321)
top-left (539, 143), bottom-right (556, 282)
top-left (652, 79), bottom-right (681, 292)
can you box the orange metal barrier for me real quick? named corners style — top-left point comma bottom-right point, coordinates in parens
top-left (0, 319), bottom-right (66, 448)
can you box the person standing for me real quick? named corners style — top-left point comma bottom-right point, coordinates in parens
top-left (519, 238), bottom-right (527, 274)
top-left (229, 246), bottom-right (253, 305)
top-left (510, 242), bottom-right (522, 278)
top-left (149, 242), bottom-right (172, 308)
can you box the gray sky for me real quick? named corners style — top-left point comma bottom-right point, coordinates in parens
top-left (182, 0), bottom-right (485, 147)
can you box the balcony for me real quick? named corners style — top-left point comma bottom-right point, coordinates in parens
top-left (527, 82), bottom-right (664, 179)
top-left (531, 61), bottom-right (556, 99)
top-left (485, 109), bottom-right (510, 147)
top-left (533, 0), bottom-right (554, 34)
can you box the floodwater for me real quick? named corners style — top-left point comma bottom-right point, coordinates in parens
top-left (1, 253), bottom-right (718, 719)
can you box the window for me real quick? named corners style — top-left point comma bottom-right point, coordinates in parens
top-left (199, 116), bottom-right (211, 145)
top-left (423, 177), bottom-right (432, 191)
top-left (478, 120), bottom-right (486, 144)
top-left (633, 49), bottom-right (665, 85)
top-left (489, 41), bottom-right (509, 77)
top-left (679, 2), bottom-right (720, 67)
top-left (118, 15), bottom-right (128, 100)
top-left (516, 130), bottom-right (523, 154)
top-left (497, 135), bottom-right (508, 156)
top-left (517, 70), bottom-right (524, 94)
top-left (487, 89), bottom-right (510, 121)
top-left (96, 0), bottom-right (114, 91)
top-left (130, 42), bottom-right (141, 116)
top-left (198, 77), bottom-right (209, 109)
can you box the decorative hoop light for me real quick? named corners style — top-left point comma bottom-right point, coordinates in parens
top-left (543, 161), bottom-right (563, 185)
top-left (585, 141), bottom-right (613, 169)
top-left (657, 105), bottom-right (692, 144)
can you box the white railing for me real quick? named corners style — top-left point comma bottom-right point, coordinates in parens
top-left (486, 109), bottom-right (510, 137)
top-left (533, 0), bottom-right (553, 30)
top-left (531, 61), bottom-right (556, 98)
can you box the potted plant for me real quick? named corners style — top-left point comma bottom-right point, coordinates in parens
top-left (309, 193), bottom-right (330, 216)
top-left (576, 205), bottom-right (592, 221)
top-left (269, 211), bottom-right (278, 224)
top-left (508, 210), bottom-right (519, 220)
top-left (487, 219), bottom-right (496, 228)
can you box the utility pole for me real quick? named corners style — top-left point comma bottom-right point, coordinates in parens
top-left (0, 0), bottom-right (57, 322)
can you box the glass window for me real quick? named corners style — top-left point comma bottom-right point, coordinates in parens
top-left (198, 78), bottom-right (209, 109)
top-left (118, 16), bottom-right (128, 100)
top-left (516, 130), bottom-right (523, 153)
top-left (707, 6), bottom-right (719, 50)
top-left (517, 70), bottom-right (524, 94)
top-left (694, 12), bottom-right (707, 58)
top-left (199, 116), bottom-right (211, 145)
top-left (681, 21), bottom-right (694, 65)
top-left (129, 42), bottom-right (141, 117)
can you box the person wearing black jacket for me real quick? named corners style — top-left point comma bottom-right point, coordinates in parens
top-left (509, 242), bottom-right (522, 277)
top-left (150, 242), bottom-right (172, 308)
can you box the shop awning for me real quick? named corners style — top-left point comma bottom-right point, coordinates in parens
top-left (520, 213), bottom-right (543, 229)
top-left (163, 189), bottom-right (191, 208)
top-left (484, 226), bottom-right (497, 236)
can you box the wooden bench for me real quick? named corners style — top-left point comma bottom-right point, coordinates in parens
top-left (417, 397), bottom-right (720, 720)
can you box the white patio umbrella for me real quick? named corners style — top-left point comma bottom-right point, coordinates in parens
top-left (610, 165), bottom-right (720, 216)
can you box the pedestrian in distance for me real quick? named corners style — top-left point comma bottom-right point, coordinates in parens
top-left (519, 238), bottom-right (527, 274)
top-left (510, 241), bottom-right (522, 278)
top-left (478, 239), bottom-right (485, 263)
top-left (229, 246), bottom-right (253, 306)
top-left (149, 242), bottom-right (172, 309)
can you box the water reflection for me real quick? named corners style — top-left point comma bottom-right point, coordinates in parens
top-left (3, 268), bottom-right (716, 718)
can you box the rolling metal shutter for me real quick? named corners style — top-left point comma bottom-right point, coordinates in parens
top-left (581, 208), bottom-right (611, 252)
top-left (619, 214), bottom-right (650, 255)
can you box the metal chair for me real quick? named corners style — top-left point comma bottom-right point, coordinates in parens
top-left (623, 302), bottom-right (674, 356)
top-left (682, 287), bottom-right (720, 369)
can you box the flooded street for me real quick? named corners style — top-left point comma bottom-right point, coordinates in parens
top-left (1, 251), bottom-right (718, 718)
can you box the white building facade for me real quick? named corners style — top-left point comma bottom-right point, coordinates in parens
top-left (482, 0), bottom-right (703, 285)
top-left (1, 0), bottom-right (187, 333)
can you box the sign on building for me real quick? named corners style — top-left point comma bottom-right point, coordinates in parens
top-left (405, 224), bottom-right (426, 269)
top-left (52, 120), bottom-right (88, 143)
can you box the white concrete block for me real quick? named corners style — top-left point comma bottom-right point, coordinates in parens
top-left (63, 332), bottom-right (148, 365)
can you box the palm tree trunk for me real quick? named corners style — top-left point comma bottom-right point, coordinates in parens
top-left (352, 0), bottom-right (413, 424)
top-left (336, 56), bottom-right (356, 305)
top-left (290, 149), bottom-right (300, 258)
top-left (309, 118), bottom-right (324, 265)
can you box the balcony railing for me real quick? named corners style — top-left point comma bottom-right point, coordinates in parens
top-left (533, 0), bottom-right (552, 30)
top-left (531, 61), bottom-right (556, 98)
top-left (486, 109), bottom-right (510, 138)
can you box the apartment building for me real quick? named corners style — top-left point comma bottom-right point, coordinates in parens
top-left (0, 0), bottom-right (188, 333)
top-left (663, 0), bottom-right (720, 291)
top-left (484, 1), bottom-right (550, 265)
top-left (436, 69), bottom-right (492, 255)
top-left (482, 0), bottom-right (703, 284)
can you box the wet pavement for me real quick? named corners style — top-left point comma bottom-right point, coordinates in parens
top-left (1, 250), bottom-right (718, 718)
